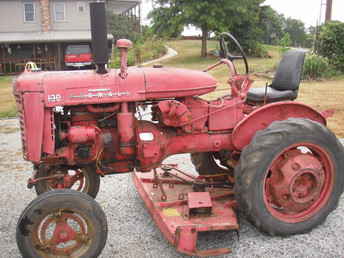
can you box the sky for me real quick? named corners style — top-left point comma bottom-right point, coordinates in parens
top-left (264, 0), bottom-right (344, 27)
top-left (140, 0), bottom-right (344, 35)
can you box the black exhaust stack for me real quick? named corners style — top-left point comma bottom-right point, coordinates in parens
top-left (90, 1), bottom-right (109, 74)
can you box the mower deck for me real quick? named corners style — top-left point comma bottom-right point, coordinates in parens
top-left (132, 165), bottom-right (239, 256)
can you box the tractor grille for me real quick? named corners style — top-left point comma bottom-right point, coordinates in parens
top-left (14, 92), bottom-right (27, 160)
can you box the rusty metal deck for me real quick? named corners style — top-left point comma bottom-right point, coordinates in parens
top-left (132, 166), bottom-right (239, 256)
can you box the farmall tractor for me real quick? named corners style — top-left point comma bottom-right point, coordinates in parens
top-left (14, 2), bottom-right (344, 257)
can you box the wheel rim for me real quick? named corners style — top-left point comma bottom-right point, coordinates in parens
top-left (263, 143), bottom-right (334, 223)
top-left (46, 168), bottom-right (87, 192)
top-left (33, 209), bottom-right (93, 256)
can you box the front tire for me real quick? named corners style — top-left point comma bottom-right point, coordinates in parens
top-left (16, 190), bottom-right (108, 258)
top-left (34, 165), bottom-right (100, 198)
top-left (235, 118), bottom-right (344, 236)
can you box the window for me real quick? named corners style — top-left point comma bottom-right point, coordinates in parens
top-left (54, 2), bottom-right (66, 21)
top-left (24, 2), bottom-right (35, 22)
top-left (77, 1), bottom-right (86, 13)
top-left (65, 44), bottom-right (91, 55)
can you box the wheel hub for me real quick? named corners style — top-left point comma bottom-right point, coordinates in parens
top-left (289, 169), bottom-right (322, 204)
top-left (267, 149), bottom-right (326, 215)
top-left (38, 211), bottom-right (90, 255)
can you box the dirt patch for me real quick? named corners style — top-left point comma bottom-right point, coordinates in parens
top-left (0, 127), bottom-right (19, 134)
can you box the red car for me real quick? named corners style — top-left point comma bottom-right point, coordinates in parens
top-left (64, 44), bottom-right (93, 68)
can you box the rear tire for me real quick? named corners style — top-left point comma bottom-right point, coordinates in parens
top-left (235, 118), bottom-right (344, 236)
top-left (16, 189), bottom-right (107, 258)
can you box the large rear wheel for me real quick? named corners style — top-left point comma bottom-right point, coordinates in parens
top-left (235, 118), bottom-right (344, 236)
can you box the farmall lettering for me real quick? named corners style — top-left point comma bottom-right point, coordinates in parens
top-left (13, 3), bottom-right (343, 257)
top-left (70, 89), bottom-right (130, 99)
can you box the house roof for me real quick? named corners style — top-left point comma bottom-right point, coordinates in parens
top-left (109, 0), bottom-right (141, 15)
top-left (0, 31), bottom-right (113, 44)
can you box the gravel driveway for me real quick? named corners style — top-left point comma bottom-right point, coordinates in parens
top-left (1, 119), bottom-right (344, 258)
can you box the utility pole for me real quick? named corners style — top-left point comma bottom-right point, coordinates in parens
top-left (325, 0), bottom-right (332, 22)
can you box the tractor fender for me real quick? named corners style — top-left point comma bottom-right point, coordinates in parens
top-left (232, 101), bottom-right (326, 150)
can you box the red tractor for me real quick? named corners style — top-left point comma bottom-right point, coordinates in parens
top-left (14, 2), bottom-right (344, 257)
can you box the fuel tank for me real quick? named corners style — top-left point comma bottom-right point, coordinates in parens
top-left (14, 67), bottom-right (217, 107)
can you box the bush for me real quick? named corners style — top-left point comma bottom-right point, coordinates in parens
top-left (302, 53), bottom-right (337, 80)
top-left (318, 21), bottom-right (344, 72)
top-left (249, 43), bottom-right (269, 58)
top-left (279, 33), bottom-right (292, 47)
top-left (110, 38), bottom-right (166, 68)
top-left (278, 33), bottom-right (292, 54)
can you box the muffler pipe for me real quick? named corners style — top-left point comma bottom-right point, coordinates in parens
top-left (90, 1), bottom-right (109, 74)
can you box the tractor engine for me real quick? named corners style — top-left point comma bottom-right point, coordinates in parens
top-left (51, 99), bottom-right (207, 173)
top-left (52, 103), bottom-right (135, 174)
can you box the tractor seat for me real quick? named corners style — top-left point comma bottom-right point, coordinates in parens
top-left (247, 50), bottom-right (306, 103)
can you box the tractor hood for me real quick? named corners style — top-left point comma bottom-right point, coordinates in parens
top-left (14, 67), bottom-right (217, 107)
top-left (143, 67), bottom-right (217, 99)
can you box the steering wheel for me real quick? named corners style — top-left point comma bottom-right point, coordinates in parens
top-left (219, 32), bottom-right (249, 75)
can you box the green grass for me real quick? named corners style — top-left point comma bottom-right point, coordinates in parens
top-left (0, 76), bottom-right (16, 118)
top-left (153, 40), bottom-right (281, 99)
top-left (161, 40), bottom-right (281, 70)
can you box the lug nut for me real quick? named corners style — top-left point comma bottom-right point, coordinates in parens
top-left (292, 163), bottom-right (301, 171)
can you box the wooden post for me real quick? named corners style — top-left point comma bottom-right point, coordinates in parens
top-left (325, 0), bottom-right (332, 22)
top-left (138, 3), bottom-right (141, 32)
top-left (56, 43), bottom-right (62, 70)
top-left (0, 46), bottom-right (3, 74)
top-left (33, 44), bottom-right (36, 59)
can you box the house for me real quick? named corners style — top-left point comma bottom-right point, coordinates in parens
top-left (0, 0), bottom-right (141, 74)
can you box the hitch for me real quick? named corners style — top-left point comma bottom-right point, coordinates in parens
top-left (27, 172), bottom-right (83, 190)
top-left (27, 174), bottom-right (64, 189)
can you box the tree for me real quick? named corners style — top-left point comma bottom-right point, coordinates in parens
top-left (149, 0), bottom-right (264, 57)
top-left (258, 7), bottom-right (309, 48)
top-left (107, 13), bottom-right (140, 42)
top-left (258, 6), bottom-right (284, 45)
top-left (319, 21), bottom-right (344, 71)
top-left (284, 18), bottom-right (306, 47)
top-left (304, 25), bottom-right (317, 49)
top-left (149, 5), bottom-right (184, 38)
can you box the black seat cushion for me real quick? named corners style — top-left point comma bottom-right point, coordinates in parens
top-left (247, 86), bottom-right (298, 103)
top-left (247, 50), bottom-right (305, 103)
top-left (271, 50), bottom-right (306, 91)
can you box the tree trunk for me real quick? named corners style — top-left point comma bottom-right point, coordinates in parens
top-left (201, 26), bottom-right (208, 57)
